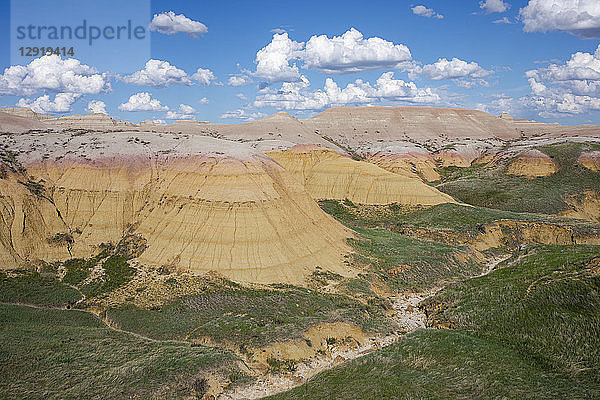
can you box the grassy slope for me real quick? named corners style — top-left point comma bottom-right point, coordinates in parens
top-left (320, 200), bottom-right (483, 291)
top-left (106, 284), bottom-right (392, 348)
top-left (268, 245), bottom-right (600, 400)
top-left (423, 244), bottom-right (600, 381)
top-left (0, 303), bottom-right (239, 400)
top-left (437, 142), bottom-right (600, 214)
top-left (0, 270), bottom-right (81, 307)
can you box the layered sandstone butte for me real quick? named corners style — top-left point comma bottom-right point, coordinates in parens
top-left (0, 111), bottom-right (46, 133)
top-left (302, 107), bottom-right (522, 146)
top-left (578, 151), bottom-right (600, 172)
top-left (267, 145), bottom-right (455, 205)
top-left (506, 149), bottom-right (558, 178)
top-left (367, 150), bottom-right (440, 182)
top-left (0, 132), bottom-right (354, 284)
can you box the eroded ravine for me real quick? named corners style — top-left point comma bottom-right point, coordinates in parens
top-left (218, 254), bottom-right (510, 399)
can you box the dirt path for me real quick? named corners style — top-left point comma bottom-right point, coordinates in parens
top-left (219, 254), bottom-right (511, 399)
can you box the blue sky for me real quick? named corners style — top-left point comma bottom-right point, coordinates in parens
top-left (1, 0), bottom-right (600, 124)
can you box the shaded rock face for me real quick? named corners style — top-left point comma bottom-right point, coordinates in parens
top-left (0, 132), bottom-right (354, 284)
top-left (267, 145), bottom-right (455, 206)
top-left (506, 149), bottom-right (558, 178)
top-left (367, 152), bottom-right (440, 182)
top-left (578, 151), bottom-right (600, 172)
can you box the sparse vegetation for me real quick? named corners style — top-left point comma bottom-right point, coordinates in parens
top-left (437, 142), bottom-right (600, 214)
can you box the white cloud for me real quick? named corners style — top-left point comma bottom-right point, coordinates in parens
top-left (253, 33), bottom-right (303, 83)
top-left (0, 55), bottom-right (109, 96)
top-left (480, 0), bottom-right (510, 14)
top-left (520, 0), bottom-right (600, 38)
top-left (220, 108), bottom-right (266, 121)
top-left (152, 119), bottom-right (167, 124)
top-left (121, 59), bottom-right (192, 87)
top-left (236, 93), bottom-right (248, 101)
top-left (198, 97), bottom-right (209, 104)
top-left (191, 67), bottom-right (215, 85)
top-left (250, 28), bottom-right (413, 82)
top-left (493, 17), bottom-right (513, 24)
top-left (17, 93), bottom-right (80, 114)
top-left (87, 100), bottom-right (107, 114)
top-left (118, 92), bottom-right (168, 112)
top-left (302, 28), bottom-right (413, 73)
top-left (254, 73), bottom-right (440, 110)
top-left (521, 45), bottom-right (600, 115)
top-left (165, 104), bottom-right (196, 120)
top-left (228, 75), bottom-right (252, 86)
top-left (148, 11), bottom-right (208, 38)
top-left (528, 45), bottom-right (600, 95)
top-left (413, 58), bottom-right (492, 86)
top-left (411, 5), bottom-right (444, 19)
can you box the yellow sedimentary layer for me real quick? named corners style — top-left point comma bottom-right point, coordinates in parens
top-left (560, 190), bottom-right (600, 223)
top-left (506, 149), bottom-right (558, 178)
top-left (578, 151), bottom-right (600, 172)
top-left (367, 153), bottom-right (441, 182)
top-left (1, 155), bottom-right (354, 284)
top-left (267, 146), bottom-right (455, 205)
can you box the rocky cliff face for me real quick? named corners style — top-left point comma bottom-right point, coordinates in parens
top-left (267, 145), bottom-right (455, 205)
top-left (0, 132), bottom-right (354, 284)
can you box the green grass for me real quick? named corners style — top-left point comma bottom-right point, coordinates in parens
top-left (0, 270), bottom-right (81, 307)
top-left (268, 245), bottom-right (600, 400)
top-left (423, 244), bottom-right (600, 381)
top-left (349, 227), bottom-right (478, 291)
top-left (437, 142), bottom-right (600, 214)
top-left (319, 200), bottom-right (482, 291)
top-left (106, 284), bottom-right (392, 348)
top-left (266, 329), bottom-right (597, 400)
top-left (0, 303), bottom-right (241, 400)
top-left (319, 199), bottom-right (594, 236)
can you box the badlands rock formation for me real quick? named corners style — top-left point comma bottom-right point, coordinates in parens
top-left (267, 145), bottom-right (454, 205)
top-left (0, 131), bottom-right (354, 284)
top-left (578, 151), bottom-right (600, 172)
top-left (506, 149), bottom-right (558, 178)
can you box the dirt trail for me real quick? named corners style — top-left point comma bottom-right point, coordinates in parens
top-left (219, 254), bottom-right (510, 399)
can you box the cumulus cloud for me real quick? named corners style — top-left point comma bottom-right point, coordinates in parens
top-left (17, 93), bottom-right (80, 114)
top-left (520, 0), bottom-right (600, 38)
top-left (148, 11), bottom-right (208, 38)
top-left (414, 58), bottom-right (493, 82)
top-left (165, 104), bottom-right (196, 120)
top-left (254, 73), bottom-right (440, 110)
top-left (118, 92), bottom-right (168, 112)
top-left (228, 75), bottom-right (253, 86)
top-left (121, 59), bottom-right (192, 87)
top-left (236, 93), bottom-right (248, 101)
top-left (87, 100), bottom-right (107, 114)
top-left (253, 33), bottom-right (303, 83)
top-left (250, 28), bottom-right (413, 83)
top-left (220, 108), bottom-right (266, 121)
top-left (411, 5), bottom-right (444, 19)
top-left (198, 97), bottom-right (209, 104)
top-left (191, 67), bottom-right (215, 85)
top-left (480, 0), bottom-right (510, 14)
top-left (521, 45), bottom-right (600, 115)
top-left (0, 55), bottom-right (109, 96)
top-left (302, 28), bottom-right (413, 74)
